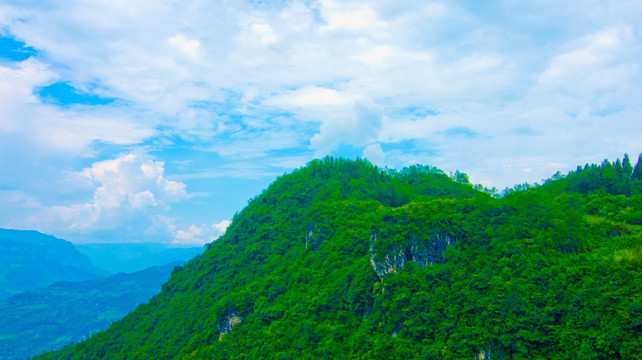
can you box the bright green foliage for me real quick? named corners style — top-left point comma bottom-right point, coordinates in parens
top-left (36, 157), bottom-right (642, 360)
top-left (559, 154), bottom-right (642, 196)
top-left (623, 154), bottom-right (634, 178)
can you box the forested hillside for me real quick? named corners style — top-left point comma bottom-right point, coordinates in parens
top-left (37, 156), bottom-right (642, 360)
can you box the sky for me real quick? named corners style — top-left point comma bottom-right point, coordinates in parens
top-left (0, 0), bottom-right (641, 245)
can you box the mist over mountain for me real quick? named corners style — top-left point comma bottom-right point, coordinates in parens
top-left (0, 229), bottom-right (203, 359)
top-left (0, 262), bottom-right (181, 360)
top-left (0, 229), bottom-right (105, 300)
top-left (75, 243), bottom-right (203, 274)
top-left (35, 157), bottom-right (642, 360)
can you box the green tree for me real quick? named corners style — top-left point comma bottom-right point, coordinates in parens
top-left (623, 153), bottom-right (634, 178)
top-left (633, 153), bottom-right (642, 180)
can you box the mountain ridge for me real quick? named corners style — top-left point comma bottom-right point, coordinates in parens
top-left (0, 229), bottom-right (105, 299)
top-left (0, 262), bottom-right (182, 360)
top-left (36, 157), bottom-right (642, 359)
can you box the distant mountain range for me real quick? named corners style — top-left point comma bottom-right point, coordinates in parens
top-left (75, 242), bottom-right (203, 274)
top-left (0, 229), bottom-right (105, 300)
top-left (0, 262), bottom-right (181, 360)
top-left (0, 228), bottom-right (204, 359)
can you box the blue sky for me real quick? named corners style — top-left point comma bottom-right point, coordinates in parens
top-left (1, 0), bottom-right (641, 245)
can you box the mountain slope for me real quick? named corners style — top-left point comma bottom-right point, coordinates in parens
top-left (0, 229), bottom-right (105, 299)
top-left (36, 157), bottom-right (642, 359)
top-left (0, 262), bottom-right (182, 360)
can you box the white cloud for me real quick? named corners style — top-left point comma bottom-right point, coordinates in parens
top-left (310, 101), bottom-right (383, 156)
top-left (174, 224), bottom-right (205, 244)
top-left (0, 59), bottom-right (154, 154)
top-left (168, 220), bottom-right (231, 246)
top-left (319, 0), bottom-right (381, 32)
top-left (354, 45), bottom-right (392, 66)
top-left (168, 33), bottom-right (202, 57)
top-left (130, 190), bottom-right (157, 209)
top-left (81, 151), bottom-right (188, 208)
top-left (250, 23), bottom-right (277, 45)
top-left (23, 151), bottom-right (189, 234)
top-left (1, 0), bottom-right (642, 242)
top-left (362, 143), bottom-right (385, 167)
top-left (537, 25), bottom-right (635, 96)
top-left (266, 86), bottom-right (351, 108)
top-left (213, 219), bottom-right (231, 234)
top-left (0, 59), bottom-right (55, 133)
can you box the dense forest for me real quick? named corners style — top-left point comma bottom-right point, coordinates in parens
top-left (37, 155), bottom-right (642, 359)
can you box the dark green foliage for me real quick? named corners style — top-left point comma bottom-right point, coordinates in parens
top-left (0, 263), bottom-right (180, 360)
top-left (559, 153), bottom-right (642, 196)
top-left (36, 157), bottom-right (642, 360)
top-left (623, 154), bottom-right (634, 178)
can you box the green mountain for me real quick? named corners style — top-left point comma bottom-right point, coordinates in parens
top-left (75, 243), bottom-right (203, 274)
top-left (36, 157), bottom-right (642, 359)
top-left (0, 262), bottom-right (182, 360)
top-left (0, 229), bottom-right (105, 300)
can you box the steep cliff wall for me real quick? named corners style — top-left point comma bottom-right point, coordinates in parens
top-left (217, 309), bottom-right (242, 338)
top-left (370, 231), bottom-right (455, 278)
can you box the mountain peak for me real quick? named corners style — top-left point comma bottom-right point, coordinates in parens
top-left (35, 158), bottom-right (642, 360)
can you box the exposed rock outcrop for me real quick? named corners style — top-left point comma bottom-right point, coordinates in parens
top-left (407, 232), bottom-right (454, 267)
top-left (475, 348), bottom-right (492, 359)
top-left (217, 309), bottom-right (242, 338)
top-left (305, 224), bottom-right (322, 252)
top-left (370, 231), bottom-right (455, 278)
top-left (369, 234), bottom-right (407, 278)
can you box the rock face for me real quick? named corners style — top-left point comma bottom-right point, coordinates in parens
top-left (370, 232), bottom-right (454, 278)
top-left (369, 233), bottom-right (407, 278)
top-left (407, 233), bottom-right (454, 267)
top-left (305, 225), bottom-right (322, 252)
top-left (475, 348), bottom-right (492, 359)
top-left (217, 309), bottom-right (242, 337)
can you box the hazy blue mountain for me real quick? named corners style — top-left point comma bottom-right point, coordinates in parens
top-left (0, 261), bottom-right (182, 360)
top-left (0, 229), bottom-right (105, 300)
top-left (75, 242), bottom-right (203, 274)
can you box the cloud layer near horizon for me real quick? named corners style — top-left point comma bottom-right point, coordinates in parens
top-left (1, 0), bottom-right (641, 244)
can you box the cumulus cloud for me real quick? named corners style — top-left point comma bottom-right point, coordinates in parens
top-left (362, 143), bottom-right (385, 167)
top-left (250, 23), bottom-right (277, 45)
top-left (168, 33), bottom-right (202, 58)
top-left (310, 102), bottom-right (383, 156)
top-left (23, 151), bottom-right (188, 235)
top-left (165, 219), bottom-right (231, 246)
top-left (0, 58), bottom-right (157, 233)
top-left (83, 151), bottom-right (187, 207)
top-left (1, 0), bottom-right (642, 241)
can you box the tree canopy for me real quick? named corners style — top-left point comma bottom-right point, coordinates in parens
top-left (36, 155), bottom-right (642, 360)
